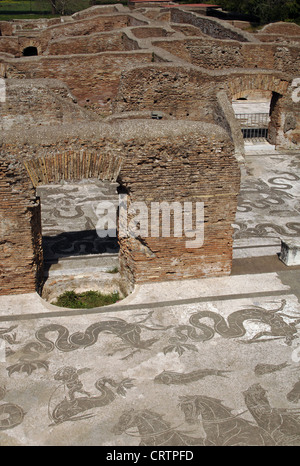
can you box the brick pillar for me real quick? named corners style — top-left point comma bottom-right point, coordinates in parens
top-left (0, 159), bottom-right (43, 295)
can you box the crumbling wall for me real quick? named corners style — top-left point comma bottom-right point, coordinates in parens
top-left (0, 22), bottom-right (14, 36)
top-left (113, 64), bottom-right (222, 121)
top-left (170, 8), bottom-right (256, 42)
top-left (153, 37), bottom-right (300, 73)
top-left (2, 51), bottom-right (153, 115)
top-left (0, 79), bottom-right (97, 130)
top-left (39, 14), bottom-right (131, 47)
top-left (0, 37), bottom-right (19, 56)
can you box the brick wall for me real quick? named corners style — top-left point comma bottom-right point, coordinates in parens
top-left (118, 129), bottom-right (240, 286)
top-left (0, 79), bottom-right (97, 129)
top-left (0, 158), bottom-right (43, 295)
top-left (3, 51), bottom-right (153, 115)
top-left (256, 34), bottom-right (300, 44)
top-left (152, 37), bottom-right (300, 73)
top-left (39, 15), bottom-right (131, 49)
top-left (0, 37), bottom-right (19, 56)
top-left (0, 22), bottom-right (14, 36)
top-left (170, 8), bottom-right (255, 42)
top-left (0, 122), bottom-right (240, 294)
top-left (131, 27), bottom-right (172, 38)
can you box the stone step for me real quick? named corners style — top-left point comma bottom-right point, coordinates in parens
top-left (44, 253), bottom-right (119, 276)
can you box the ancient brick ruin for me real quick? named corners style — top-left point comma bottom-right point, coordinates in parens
top-left (0, 4), bottom-right (299, 296)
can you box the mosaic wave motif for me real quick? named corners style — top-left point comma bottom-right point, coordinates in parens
top-left (5, 312), bottom-right (171, 377)
top-left (5, 301), bottom-right (300, 380)
top-left (2, 300), bottom-right (300, 443)
top-left (163, 300), bottom-right (300, 354)
top-left (234, 171), bottom-right (300, 240)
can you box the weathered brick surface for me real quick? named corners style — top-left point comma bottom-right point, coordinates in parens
top-left (46, 31), bottom-right (127, 55)
top-left (170, 8), bottom-right (256, 42)
top-left (0, 123), bottom-right (240, 294)
top-left (0, 22), bottom-right (14, 36)
top-left (131, 26), bottom-right (172, 38)
top-left (1, 79), bottom-right (97, 129)
top-left (260, 22), bottom-right (300, 36)
top-left (0, 37), bottom-right (19, 55)
top-left (3, 51), bottom-right (153, 114)
top-left (256, 34), bottom-right (300, 44)
top-left (0, 159), bottom-right (43, 295)
top-left (152, 37), bottom-right (300, 72)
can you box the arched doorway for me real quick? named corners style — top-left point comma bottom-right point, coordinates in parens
top-left (38, 179), bottom-right (122, 303)
top-left (227, 74), bottom-right (289, 149)
top-left (232, 89), bottom-right (273, 142)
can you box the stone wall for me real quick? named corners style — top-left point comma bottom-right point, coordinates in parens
top-left (0, 22), bottom-right (14, 36)
top-left (113, 64), bottom-right (222, 121)
top-left (72, 5), bottom-right (119, 19)
top-left (39, 15), bottom-right (131, 46)
top-left (256, 34), bottom-right (300, 44)
top-left (0, 37), bottom-right (19, 56)
top-left (131, 26), bottom-right (172, 38)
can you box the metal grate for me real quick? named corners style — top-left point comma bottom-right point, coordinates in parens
top-left (235, 113), bottom-right (270, 139)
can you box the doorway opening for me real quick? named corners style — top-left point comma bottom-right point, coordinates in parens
top-left (37, 179), bottom-right (125, 304)
top-left (22, 46), bottom-right (38, 56)
top-left (232, 90), bottom-right (272, 143)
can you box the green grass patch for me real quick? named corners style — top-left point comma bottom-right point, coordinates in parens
top-left (52, 289), bottom-right (121, 308)
top-left (106, 266), bottom-right (119, 274)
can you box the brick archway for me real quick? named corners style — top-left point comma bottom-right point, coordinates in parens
top-left (226, 73), bottom-right (290, 146)
top-left (227, 74), bottom-right (289, 99)
top-left (24, 151), bottom-right (123, 187)
top-left (19, 40), bottom-right (42, 58)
